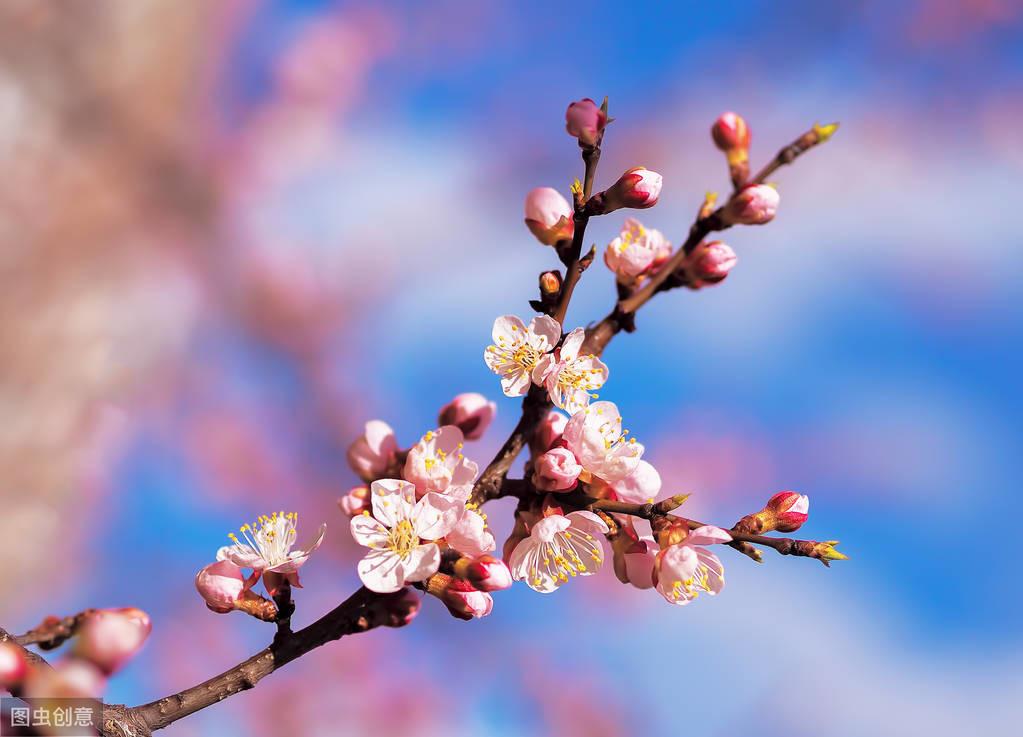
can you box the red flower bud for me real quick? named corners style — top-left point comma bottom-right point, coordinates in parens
top-left (565, 98), bottom-right (607, 147)
top-left (711, 112), bottom-right (751, 154)
top-left (764, 491), bottom-right (809, 533)
top-left (603, 167), bottom-right (662, 212)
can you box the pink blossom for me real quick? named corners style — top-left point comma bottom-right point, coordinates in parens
top-left (593, 459), bottom-right (662, 504)
top-left (612, 530), bottom-right (658, 590)
top-left (687, 240), bottom-right (737, 284)
top-left (403, 425), bottom-right (479, 496)
top-left (722, 184), bottom-right (779, 225)
top-left (603, 167), bottom-right (662, 212)
top-left (350, 479), bottom-right (460, 593)
top-left (217, 512), bottom-right (325, 594)
top-left (24, 659), bottom-right (106, 699)
top-left (532, 327), bottom-right (608, 413)
top-left (445, 504), bottom-right (496, 558)
top-left (337, 485), bottom-right (371, 517)
top-left (653, 525), bottom-right (731, 606)
top-left (604, 218), bottom-right (668, 279)
top-left (459, 555), bottom-right (513, 592)
top-left (565, 98), bottom-right (607, 147)
top-left (711, 111), bottom-right (751, 152)
top-left (72, 609), bottom-right (152, 674)
top-left (533, 447), bottom-right (583, 492)
top-left (508, 511), bottom-right (609, 592)
top-left (524, 187), bottom-right (575, 245)
top-left (484, 314), bottom-right (561, 397)
top-left (0, 642), bottom-right (28, 690)
top-left (562, 401), bottom-right (644, 483)
top-left (438, 392), bottom-right (497, 441)
top-left (195, 560), bottom-right (260, 613)
top-left (765, 491), bottom-right (810, 532)
top-left (440, 578), bottom-right (494, 620)
top-left (530, 410), bottom-right (568, 456)
top-left (346, 420), bottom-right (398, 482)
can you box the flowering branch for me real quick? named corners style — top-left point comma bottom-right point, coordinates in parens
top-left (13, 610), bottom-right (97, 650)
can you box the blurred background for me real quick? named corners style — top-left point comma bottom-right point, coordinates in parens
top-left (1, 0), bottom-right (1021, 735)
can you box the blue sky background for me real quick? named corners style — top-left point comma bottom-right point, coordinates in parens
top-left (10, 2), bottom-right (1022, 735)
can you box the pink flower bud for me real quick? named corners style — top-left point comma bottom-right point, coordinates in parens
top-left (539, 270), bottom-right (562, 297)
top-left (458, 555), bottom-right (513, 592)
top-left (440, 579), bottom-right (494, 620)
top-left (711, 111), bottom-right (751, 153)
top-left (603, 167), bottom-right (662, 212)
top-left (195, 560), bottom-right (257, 613)
top-left (437, 392), bottom-right (496, 441)
top-left (688, 241), bottom-right (737, 283)
top-left (379, 588), bottom-right (421, 628)
top-left (72, 609), bottom-right (151, 675)
top-left (346, 420), bottom-right (398, 482)
top-left (722, 184), bottom-right (779, 226)
top-left (530, 410), bottom-right (568, 456)
top-left (533, 447), bottom-right (582, 491)
top-left (337, 485), bottom-right (371, 517)
top-left (765, 491), bottom-right (809, 532)
top-left (525, 187), bottom-right (575, 246)
top-left (0, 642), bottom-right (28, 690)
top-left (24, 658), bottom-right (106, 699)
top-left (604, 218), bottom-right (668, 280)
top-left (565, 98), bottom-right (607, 147)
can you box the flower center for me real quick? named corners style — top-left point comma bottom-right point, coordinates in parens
top-left (228, 511), bottom-right (297, 566)
top-left (386, 519), bottom-right (419, 559)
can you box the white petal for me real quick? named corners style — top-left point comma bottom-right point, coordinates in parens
top-left (529, 314), bottom-right (561, 349)
top-left (401, 543), bottom-right (441, 583)
top-left (370, 479), bottom-right (416, 528)
top-left (350, 514), bottom-right (389, 548)
top-left (412, 492), bottom-right (461, 540)
top-left (492, 315), bottom-right (527, 345)
top-left (357, 550), bottom-right (406, 593)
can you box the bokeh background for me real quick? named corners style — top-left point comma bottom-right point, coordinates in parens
top-left (2, 1), bottom-right (1021, 735)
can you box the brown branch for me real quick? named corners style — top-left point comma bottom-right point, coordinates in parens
top-left (15, 610), bottom-right (96, 650)
top-left (100, 587), bottom-right (395, 736)
top-left (750, 122), bottom-right (839, 185)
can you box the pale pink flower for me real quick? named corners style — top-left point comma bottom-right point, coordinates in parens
top-left (195, 560), bottom-right (260, 613)
top-left (483, 314), bottom-right (561, 397)
top-left (604, 218), bottom-right (668, 279)
top-left (350, 479), bottom-right (459, 593)
top-left (525, 187), bottom-right (575, 245)
top-left (438, 392), bottom-right (497, 441)
top-left (533, 447), bottom-right (582, 492)
top-left (508, 511), bottom-right (609, 593)
top-left (403, 425), bottom-right (479, 496)
top-left (722, 184), bottom-right (779, 225)
top-left (687, 240), bottom-right (737, 284)
top-left (217, 511), bottom-right (325, 592)
top-left (711, 111), bottom-right (751, 152)
top-left (445, 503), bottom-right (496, 558)
top-left (603, 167), bottom-right (662, 212)
top-left (764, 491), bottom-right (810, 532)
top-left (24, 659), bottom-right (106, 700)
top-left (614, 535), bottom-right (657, 590)
top-left (346, 420), bottom-right (398, 482)
top-left (532, 328), bottom-right (608, 413)
top-left (653, 525), bottom-right (731, 606)
top-left (565, 98), bottom-right (607, 147)
top-left (440, 579), bottom-right (494, 620)
top-left (562, 401), bottom-right (644, 483)
top-left (337, 485), bottom-right (371, 517)
top-left (594, 459), bottom-right (661, 504)
top-left (0, 642), bottom-right (28, 690)
top-left (72, 609), bottom-right (152, 675)
top-left (458, 555), bottom-right (513, 592)
top-left (531, 410), bottom-right (568, 456)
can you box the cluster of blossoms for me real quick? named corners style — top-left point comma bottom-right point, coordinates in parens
top-left (187, 102), bottom-right (839, 627)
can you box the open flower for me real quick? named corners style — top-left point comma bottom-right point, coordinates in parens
top-left (532, 328), bottom-right (608, 414)
top-left (484, 314), bottom-right (561, 396)
top-left (217, 512), bottom-right (325, 592)
top-left (653, 525), bottom-right (731, 606)
top-left (508, 511), bottom-right (609, 593)
top-left (350, 479), bottom-right (460, 593)
top-left (604, 218), bottom-right (668, 279)
top-left (562, 401), bottom-right (644, 483)
top-left (403, 425), bottom-right (479, 497)
top-left (445, 501), bottom-right (496, 558)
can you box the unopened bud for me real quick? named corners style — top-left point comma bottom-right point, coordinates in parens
top-left (438, 392), bottom-right (497, 441)
top-left (346, 420), bottom-right (398, 483)
top-left (611, 528), bottom-right (657, 590)
top-left (195, 560), bottom-right (275, 621)
top-left (533, 447), bottom-right (582, 492)
top-left (378, 588), bottom-right (421, 628)
top-left (711, 111), bottom-right (751, 164)
top-left (765, 491), bottom-right (810, 532)
top-left (525, 187), bottom-right (575, 246)
top-left (24, 659), bottom-right (106, 700)
top-left (812, 540), bottom-right (848, 566)
top-left (337, 485), bottom-right (371, 517)
top-left (686, 241), bottom-right (737, 286)
top-left (530, 410), bottom-right (568, 456)
top-left (602, 167), bottom-right (662, 212)
top-left (454, 555), bottom-right (513, 592)
top-left (72, 609), bottom-right (152, 675)
top-left (721, 184), bottom-right (779, 226)
top-left (426, 574), bottom-right (494, 620)
top-left (565, 98), bottom-right (607, 147)
top-left (0, 642), bottom-right (28, 690)
top-left (539, 270), bottom-right (563, 297)
top-left (651, 515), bottom-right (690, 548)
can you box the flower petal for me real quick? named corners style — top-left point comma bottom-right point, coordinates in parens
top-left (357, 550), bottom-right (406, 593)
top-left (529, 314), bottom-right (562, 350)
top-left (559, 328), bottom-right (586, 361)
top-left (685, 525), bottom-right (732, 547)
top-left (370, 479), bottom-right (416, 529)
top-left (350, 514), bottom-right (389, 548)
top-left (216, 544), bottom-right (266, 570)
top-left (411, 492), bottom-right (460, 540)
top-left (492, 315), bottom-right (527, 346)
top-left (401, 543), bottom-right (441, 583)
